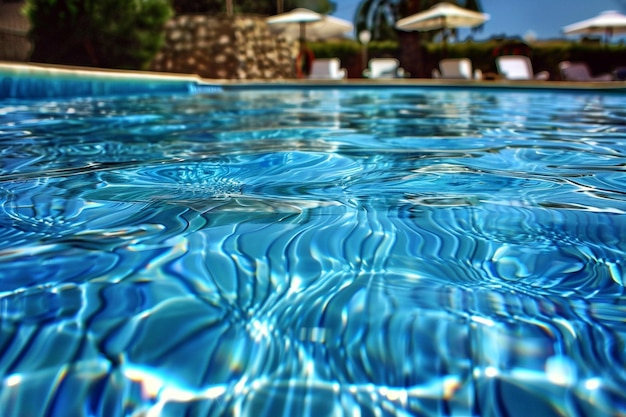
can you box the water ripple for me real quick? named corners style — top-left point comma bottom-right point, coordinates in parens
top-left (2, 88), bottom-right (626, 415)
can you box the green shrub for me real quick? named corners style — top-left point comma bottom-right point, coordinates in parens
top-left (309, 39), bottom-right (361, 60)
top-left (24, 0), bottom-right (173, 70)
top-left (308, 39), bottom-right (400, 64)
top-left (367, 40), bottom-right (401, 57)
top-left (308, 38), bottom-right (626, 79)
top-left (426, 40), bottom-right (626, 79)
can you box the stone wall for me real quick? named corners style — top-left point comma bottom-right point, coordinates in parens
top-left (0, 1), bottom-right (31, 62)
top-left (0, 31), bottom-right (31, 62)
top-left (151, 14), bottom-right (298, 80)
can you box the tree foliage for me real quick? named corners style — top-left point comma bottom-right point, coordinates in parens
top-left (25, 0), bottom-right (173, 69)
top-left (171, 0), bottom-right (336, 15)
top-left (171, 0), bottom-right (223, 14)
top-left (355, 0), bottom-right (483, 41)
top-left (354, 0), bottom-right (484, 77)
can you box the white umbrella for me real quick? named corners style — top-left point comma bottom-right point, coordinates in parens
top-left (267, 8), bottom-right (352, 78)
top-left (270, 15), bottom-right (353, 41)
top-left (395, 2), bottom-right (489, 55)
top-left (267, 8), bottom-right (352, 43)
top-left (267, 8), bottom-right (322, 46)
top-left (395, 2), bottom-right (490, 33)
top-left (265, 8), bottom-right (312, 45)
top-left (266, 8), bottom-right (322, 26)
top-left (562, 10), bottom-right (626, 42)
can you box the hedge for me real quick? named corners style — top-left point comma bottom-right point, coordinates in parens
top-left (309, 38), bottom-right (626, 80)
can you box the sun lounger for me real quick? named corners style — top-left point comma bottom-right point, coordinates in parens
top-left (558, 61), bottom-right (613, 81)
top-left (308, 58), bottom-right (347, 80)
top-left (363, 58), bottom-right (408, 78)
top-left (432, 58), bottom-right (482, 80)
top-left (496, 55), bottom-right (549, 80)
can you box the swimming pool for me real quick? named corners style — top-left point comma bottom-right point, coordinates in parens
top-left (1, 79), bottom-right (626, 416)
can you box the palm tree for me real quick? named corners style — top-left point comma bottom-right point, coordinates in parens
top-left (355, 0), bottom-right (402, 41)
top-left (397, 0), bottom-right (432, 77)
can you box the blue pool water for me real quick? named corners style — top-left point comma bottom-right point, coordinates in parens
top-left (1, 85), bottom-right (626, 416)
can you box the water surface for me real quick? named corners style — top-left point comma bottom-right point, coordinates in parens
top-left (1, 87), bottom-right (626, 416)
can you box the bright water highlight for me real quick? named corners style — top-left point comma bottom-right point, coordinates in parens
top-left (1, 87), bottom-right (626, 416)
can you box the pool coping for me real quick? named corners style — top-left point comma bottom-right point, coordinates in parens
top-left (3, 61), bottom-right (626, 99)
top-left (0, 62), bottom-right (206, 99)
top-left (219, 77), bottom-right (626, 92)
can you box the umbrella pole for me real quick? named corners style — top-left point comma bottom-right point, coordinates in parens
top-left (297, 22), bottom-right (313, 78)
top-left (441, 17), bottom-right (448, 59)
top-left (299, 22), bottom-right (306, 49)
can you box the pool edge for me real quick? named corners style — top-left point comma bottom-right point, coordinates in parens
top-left (0, 61), bottom-right (212, 99)
top-left (219, 77), bottom-right (626, 93)
top-left (2, 61), bottom-right (626, 100)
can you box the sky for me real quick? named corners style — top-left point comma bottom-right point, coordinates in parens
top-left (331, 0), bottom-right (626, 41)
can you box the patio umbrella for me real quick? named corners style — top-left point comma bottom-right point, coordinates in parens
top-left (267, 8), bottom-right (352, 78)
top-left (562, 10), bottom-right (626, 42)
top-left (395, 2), bottom-right (490, 49)
top-left (266, 8), bottom-right (352, 43)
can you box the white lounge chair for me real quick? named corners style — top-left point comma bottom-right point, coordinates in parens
top-left (559, 61), bottom-right (613, 81)
top-left (432, 58), bottom-right (482, 80)
top-left (308, 58), bottom-right (347, 80)
top-left (363, 58), bottom-right (408, 78)
top-left (496, 55), bottom-right (549, 80)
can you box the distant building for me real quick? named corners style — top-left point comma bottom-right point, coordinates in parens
top-left (0, 0), bottom-right (31, 62)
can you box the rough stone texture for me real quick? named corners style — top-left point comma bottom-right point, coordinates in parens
top-left (151, 14), bottom-right (298, 80)
top-left (0, 1), bottom-right (31, 62)
top-left (0, 32), bottom-right (31, 62)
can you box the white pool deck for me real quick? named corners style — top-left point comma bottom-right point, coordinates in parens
top-left (2, 61), bottom-right (626, 99)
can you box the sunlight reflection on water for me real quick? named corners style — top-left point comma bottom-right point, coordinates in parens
top-left (1, 87), bottom-right (626, 416)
